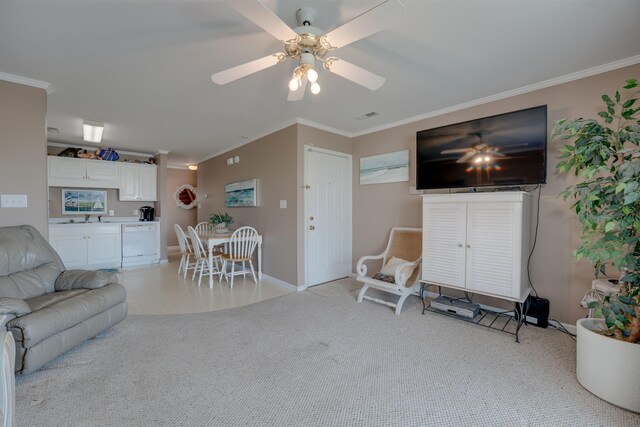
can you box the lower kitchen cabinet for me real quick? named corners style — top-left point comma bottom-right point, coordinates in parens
top-left (49, 224), bottom-right (122, 269)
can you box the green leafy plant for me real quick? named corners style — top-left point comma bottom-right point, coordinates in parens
top-left (553, 78), bottom-right (639, 343)
top-left (209, 212), bottom-right (233, 226)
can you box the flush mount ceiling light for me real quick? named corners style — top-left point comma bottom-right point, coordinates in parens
top-left (83, 120), bottom-right (104, 143)
top-left (211, 0), bottom-right (404, 101)
top-left (188, 163), bottom-right (198, 171)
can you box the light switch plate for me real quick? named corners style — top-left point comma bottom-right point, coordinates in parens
top-left (279, 200), bottom-right (287, 209)
top-left (109, 210), bottom-right (115, 216)
top-left (1, 194), bottom-right (28, 208)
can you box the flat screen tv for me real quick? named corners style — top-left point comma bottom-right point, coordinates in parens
top-left (416, 105), bottom-right (547, 190)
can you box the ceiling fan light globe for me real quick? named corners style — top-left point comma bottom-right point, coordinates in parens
top-left (310, 82), bottom-right (321, 94)
top-left (307, 68), bottom-right (318, 83)
top-left (289, 78), bottom-right (300, 91)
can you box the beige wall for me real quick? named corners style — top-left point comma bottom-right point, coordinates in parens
top-left (166, 168), bottom-right (197, 247)
top-left (198, 125), bottom-right (299, 284)
top-left (352, 63), bottom-right (640, 324)
top-left (0, 81), bottom-right (48, 237)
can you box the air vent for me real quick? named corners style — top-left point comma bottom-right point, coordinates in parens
top-left (354, 111), bottom-right (379, 120)
top-left (47, 127), bottom-right (60, 134)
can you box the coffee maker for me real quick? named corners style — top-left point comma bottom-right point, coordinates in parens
top-left (139, 206), bottom-right (155, 221)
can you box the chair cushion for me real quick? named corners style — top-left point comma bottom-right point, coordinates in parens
top-left (8, 283), bottom-right (126, 348)
top-left (372, 273), bottom-right (396, 284)
top-left (380, 256), bottom-right (417, 279)
top-left (25, 289), bottom-right (88, 312)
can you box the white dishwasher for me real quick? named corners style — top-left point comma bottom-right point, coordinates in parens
top-left (122, 223), bottom-right (160, 267)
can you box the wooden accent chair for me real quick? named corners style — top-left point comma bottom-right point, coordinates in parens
top-left (356, 227), bottom-right (422, 315)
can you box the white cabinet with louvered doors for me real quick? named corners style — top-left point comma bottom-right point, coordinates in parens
top-left (422, 192), bottom-right (532, 303)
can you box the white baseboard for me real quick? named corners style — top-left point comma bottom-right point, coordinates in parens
top-left (262, 274), bottom-right (303, 292)
top-left (159, 259), bottom-right (169, 265)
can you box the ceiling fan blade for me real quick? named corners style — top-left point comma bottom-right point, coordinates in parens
top-left (211, 53), bottom-right (285, 85)
top-left (324, 58), bottom-right (385, 90)
top-left (456, 152), bottom-right (477, 164)
top-left (441, 149), bottom-right (470, 154)
top-left (323, 0), bottom-right (405, 49)
top-left (489, 151), bottom-right (506, 157)
top-left (224, 0), bottom-right (298, 42)
top-left (288, 77), bottom-right (308, 101)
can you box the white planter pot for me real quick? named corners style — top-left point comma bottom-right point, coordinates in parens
top-left (576, 318), bottom-right (640, 413)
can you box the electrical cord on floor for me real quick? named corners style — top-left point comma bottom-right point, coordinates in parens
top-left (526, 185), bottom-right (542, 298)
top-left (549, 318), bottom-right (577, 341)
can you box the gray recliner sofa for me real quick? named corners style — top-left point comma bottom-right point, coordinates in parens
top-left (0, 225), bottom-right (127, 374)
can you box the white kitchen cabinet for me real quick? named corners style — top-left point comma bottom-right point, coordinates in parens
top-left (49, 223), bottom-right (121, 269)
top-left (421, 192), bottom-right (532, 302)
top-left (119, 163), bottom-right (157, 201)
top-left (47, 157), bottom-right (119, 188)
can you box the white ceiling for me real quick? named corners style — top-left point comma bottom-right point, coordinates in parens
top-left (1, 0), bottom-right (639, 167)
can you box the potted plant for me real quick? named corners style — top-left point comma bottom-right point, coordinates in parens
top-left (553, 78), bottom-right (639, 412)
top-left (209, 212), bottom-right (233, 234)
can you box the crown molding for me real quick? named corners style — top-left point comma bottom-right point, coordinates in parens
top-left (154, 149), bottom-right (170, 156)
top-left (295, 118), bottom-right (353, 138)
top-left (0, 72), bottom-right (53, 94)
top-left (351, 54), bottom-right (640, 138)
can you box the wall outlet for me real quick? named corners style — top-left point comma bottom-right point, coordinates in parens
top-left (109, 210), bottom-right (115, 216)
top-left (0, 194), bottom-right (28, 208)
top-left (133, 209), bottom-right (139, 216)
top-left (279, 200), bottom-right (287, 209)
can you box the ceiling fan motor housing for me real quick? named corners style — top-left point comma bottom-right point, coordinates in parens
top-left (296, 7), bottom-right (316, 27)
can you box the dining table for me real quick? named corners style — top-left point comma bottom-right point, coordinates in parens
top-left (197, 229), bottom-right (263, 288)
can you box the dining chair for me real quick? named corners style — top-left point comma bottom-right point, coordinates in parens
top-left (194, 221), bottom-right (212, 234)
top-left (187, 226), bottom-right (223, 287)
top-left (174, 224), bottom-right (196, 279)
top-left (221, 226), bottom-right (259, 288)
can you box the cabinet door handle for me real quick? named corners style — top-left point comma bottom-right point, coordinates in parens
top-left (466, 244), bottom-right (471, 248)
top-left (457, 243), bottom-right (463, 247)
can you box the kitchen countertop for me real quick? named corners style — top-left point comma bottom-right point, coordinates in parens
top-left (49, 217), bottom-right (161, 225)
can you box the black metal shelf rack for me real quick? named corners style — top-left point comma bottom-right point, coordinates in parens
top-left (420, 282), bottom-right (528, 342)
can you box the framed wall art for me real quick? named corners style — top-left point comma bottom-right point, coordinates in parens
top-left (62, 189), bottom-right (107, 215)
top-left (225, 179), bottom-right (257, 207)
top-left (359, 149), bottom-right (409, 185)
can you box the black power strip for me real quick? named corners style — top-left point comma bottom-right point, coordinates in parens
top-left (515, 296), bottom-right (550, 328)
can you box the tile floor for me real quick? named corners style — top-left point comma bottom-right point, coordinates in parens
top-left (119, 253), bottom-right (294, 315)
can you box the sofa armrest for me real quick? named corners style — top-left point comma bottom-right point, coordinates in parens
top-left (0, 298), bottom-right (31, 316)
top-left (55, 269), bottom-right (119, 291)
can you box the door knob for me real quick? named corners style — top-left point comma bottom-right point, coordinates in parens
top-left (309, 225), bottom-right (315, 230)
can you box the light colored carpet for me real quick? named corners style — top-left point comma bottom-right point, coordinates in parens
top-left (15, 279), bottom-right (640, 426)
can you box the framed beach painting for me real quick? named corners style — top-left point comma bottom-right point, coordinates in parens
top-left (359, 150), bottom-right (409, 185)
top-left (225, 179), bottom-right (257, 207)
top-left (62, 189), bottom-right (107, 215)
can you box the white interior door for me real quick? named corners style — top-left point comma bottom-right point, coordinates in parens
top-left (305, 146), bottom-right (352, 287)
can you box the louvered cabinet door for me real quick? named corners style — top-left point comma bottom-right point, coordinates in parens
top-left (465, 202), bottom-right (522, 299)
top-left (422, 202), bottom-right (466, 289)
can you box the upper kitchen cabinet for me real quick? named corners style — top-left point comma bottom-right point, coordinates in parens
top-left (119, 163), bottom-right (157, 201)
top-left (47, 156), bottom-right (120, 188)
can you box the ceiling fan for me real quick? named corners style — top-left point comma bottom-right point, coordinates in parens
top-left (211, 0), bottom-right (405, 101)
